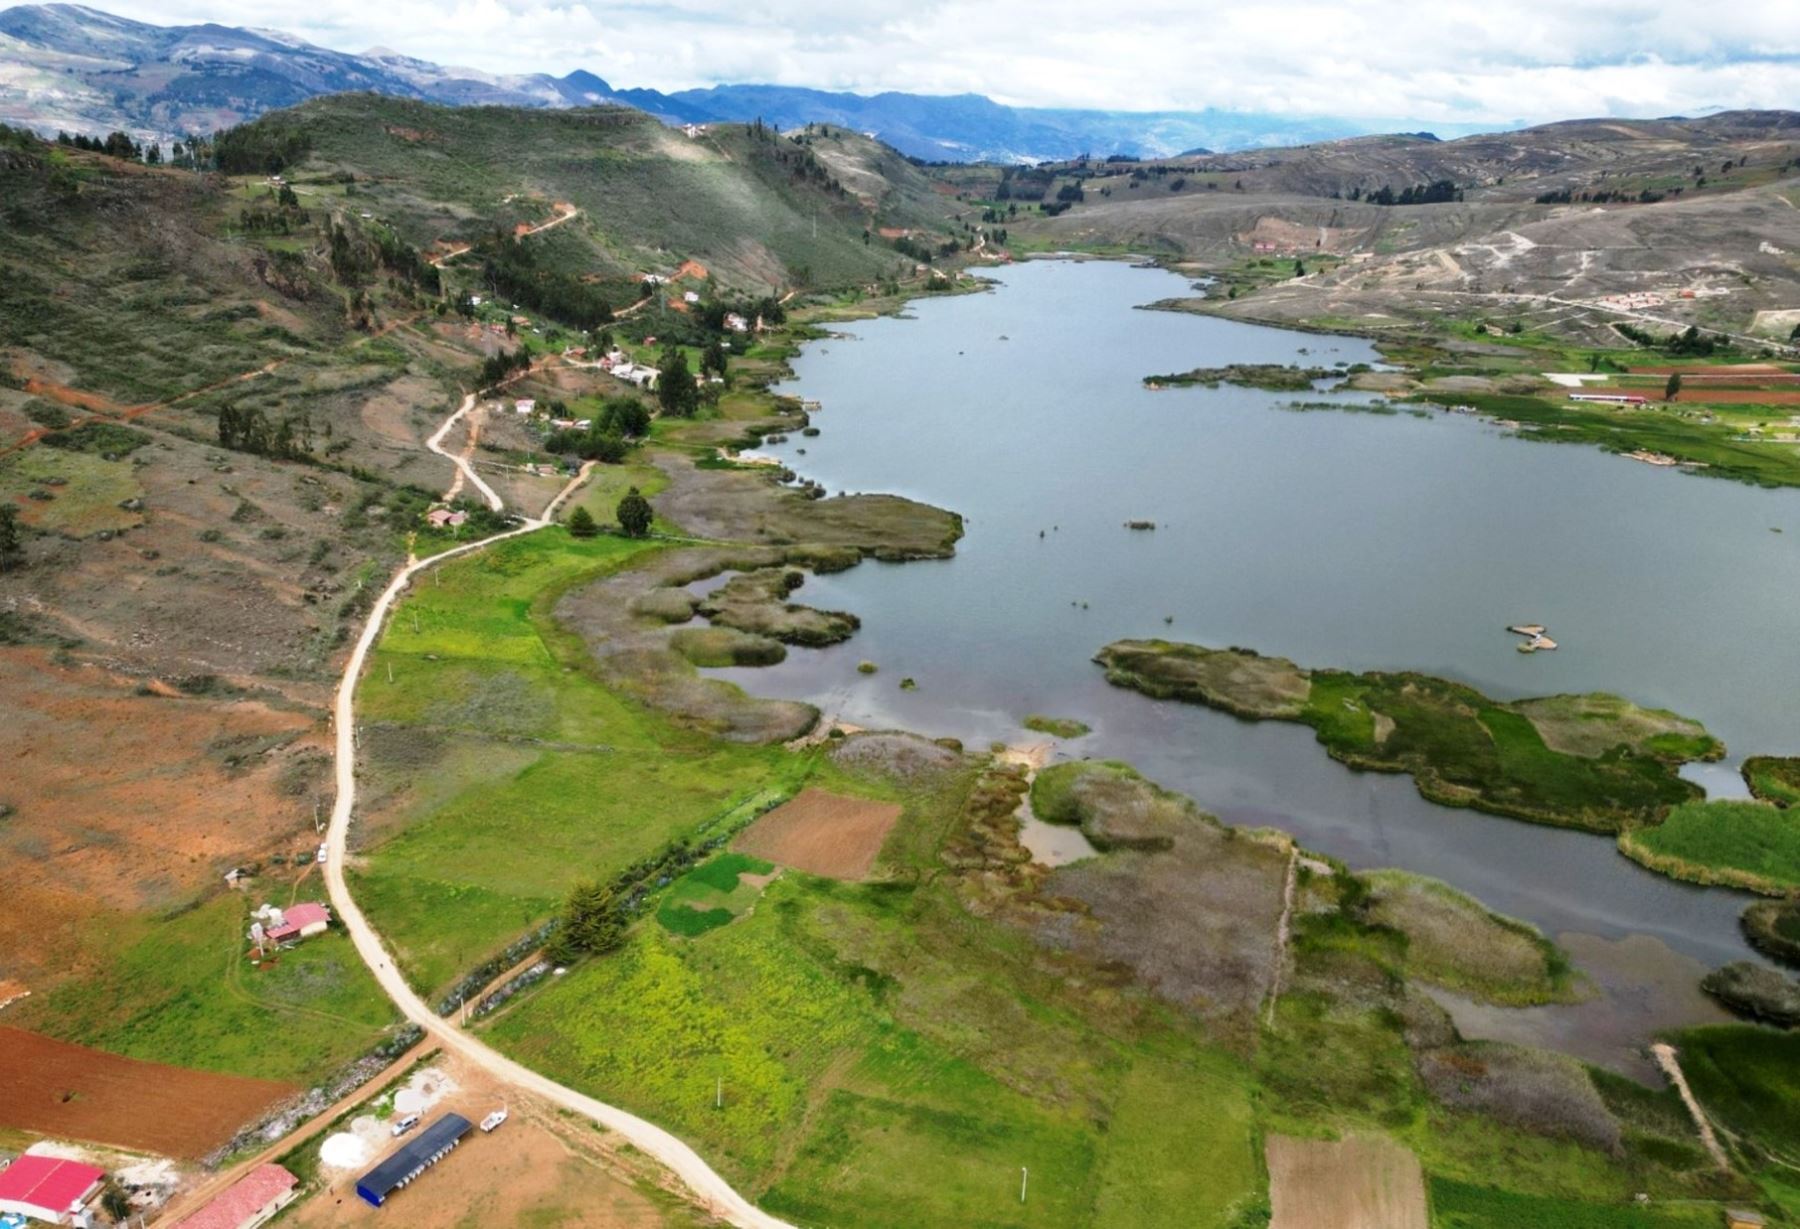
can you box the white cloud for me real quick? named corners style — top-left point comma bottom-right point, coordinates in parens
top-left (109, 0), bottom-right (1800, 122)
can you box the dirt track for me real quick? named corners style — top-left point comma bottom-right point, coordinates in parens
top-left (0, 1027), bottom-right (293, 1158)
top-left (321, 395), bottom-right (787, 1227)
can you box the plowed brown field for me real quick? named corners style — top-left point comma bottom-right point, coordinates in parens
top-left (732, 788), bottom-right (901, 880)
top-left (0, 1028), bottom-right (293, 1158)
top-left (1267, 1134), bottom-right (1427, 1229)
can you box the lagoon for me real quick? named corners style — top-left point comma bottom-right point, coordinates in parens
top-left (715, 259), bottom-right (1800, 978)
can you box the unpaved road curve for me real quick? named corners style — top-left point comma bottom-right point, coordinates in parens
top-left (321, 413), bottom-right (791, 1228)
top-left (426, 394), bottom-right (505, 512)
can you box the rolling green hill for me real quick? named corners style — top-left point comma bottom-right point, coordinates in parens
top-left (221, 96), bottom-right (968, 292)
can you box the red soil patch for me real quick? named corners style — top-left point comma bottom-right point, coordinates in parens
top-left (21, 376), bottom-right (131, 415)
top-left (0, 649), bottom-right (320, 989)
top-left (672, 259), bottom-right (709, 282)
top-left (732, 788), bottom-right (902, 880)
top-left (0, 1027), bottom-right (293, 1158)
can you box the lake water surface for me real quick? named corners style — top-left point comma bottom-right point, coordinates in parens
top-left (714, 260), bottom-right (1800, 993)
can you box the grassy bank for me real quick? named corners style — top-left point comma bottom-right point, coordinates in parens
top-left (1618, 800), bottom-right (1800, 896)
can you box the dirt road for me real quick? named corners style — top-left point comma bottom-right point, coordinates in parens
top-left (425, 395), bottom-right (504, 512)
top-left (321, 404), bottom-right (787, 1227)
top-left (1650, 1042), bottom-right (1730, 1169)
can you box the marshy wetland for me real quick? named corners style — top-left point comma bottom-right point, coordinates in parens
top-left (713, 258), bottom-right (1800, 1031)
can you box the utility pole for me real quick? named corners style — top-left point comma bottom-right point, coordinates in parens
top-left (1020, 1167), bottom-right (1028, 1204)
top-left (715, 1078), bottom-right (722, 1110)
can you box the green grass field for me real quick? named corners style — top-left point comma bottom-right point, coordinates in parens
top-left (1619, 800), bottom-right (1800, 895)
top-left (656, 852), bottom-right (775, 937)
top-left (1429, 1177), bottom-right (1718, 1228)
top-left (352, 529), bottom-right (808, 995)
top-left (15, 893), bottom-right (395, 1082)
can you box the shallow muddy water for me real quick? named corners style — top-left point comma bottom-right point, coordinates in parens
top-left (714, 259), bottom-right (1800, 994)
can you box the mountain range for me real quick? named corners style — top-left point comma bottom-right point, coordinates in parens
top-left (0, 3), bottom-right (1501, 161)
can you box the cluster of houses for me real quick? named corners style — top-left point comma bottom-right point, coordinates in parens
top-left (592, 350), bottom-right (659, 389)
top-left (0, 1152), bottom-right (300, 1228)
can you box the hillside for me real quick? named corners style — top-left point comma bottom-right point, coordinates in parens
top-left (1002, 111), bottom-right (1800, 345)
top-left (222, 95), bottom-right (962, 291)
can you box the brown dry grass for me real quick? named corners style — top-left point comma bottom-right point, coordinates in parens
top-left (1095, 641), bottom-right (1311, 719)
top-left (0, 649), bottom-right (324, 989)
top-left (1266, 1134), bottom-right (1428, 1229)
top-left (732, 788), bottom-right (902, 880)
top-left (0, 1027), bottom-right (293, 1158)
top-left (1037, 820), bottom-right (1288, 1042)
top-left (1513, 694), bottom-right (1712, 759)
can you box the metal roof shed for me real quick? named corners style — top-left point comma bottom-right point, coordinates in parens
top-left (354, 1113), bottom-right (472, 1208)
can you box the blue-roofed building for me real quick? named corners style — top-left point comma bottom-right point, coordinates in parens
top-left (354, 1113), bottom-right (472, 1208)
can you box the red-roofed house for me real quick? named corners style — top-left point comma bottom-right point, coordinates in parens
top-left (267, 903), bottom-right (331, 945)
top-left (0, 1154), bottom-right (105, 1224)
top-left (172, 1163), bottom-right (298, 1229)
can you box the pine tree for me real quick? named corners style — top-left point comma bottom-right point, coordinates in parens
top-left (567, 506), bottom-right (599, 538)
top-left (616, 487), bottom-right (653, 538)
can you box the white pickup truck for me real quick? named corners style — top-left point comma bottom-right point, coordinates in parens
top-left (480, 1109), bottom-right (508, 1133)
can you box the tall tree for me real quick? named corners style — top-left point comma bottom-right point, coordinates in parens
top-left (567, 506), bottom-right (599, 538)
top-left (0, 505), bottom-right (21, 570)
top-left (657, 348), bottom-right (699, 418)
top-left (616, 487), bottom-right (653, 538)
top-left (1664, 372), bottom-right (1682, 402)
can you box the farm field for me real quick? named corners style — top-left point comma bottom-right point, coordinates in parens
top-left (0, 1027), bottom-right (293, 1158)
top-left (1266, 1134), bottom-right (1427, 1229)
top-left (731, 787), bottom-right (902, 879)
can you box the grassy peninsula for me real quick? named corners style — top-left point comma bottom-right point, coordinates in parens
top-left (1617, 800), bottom-right (1800, 896)
top-left (1094, 639), bottom-right (1721, 833)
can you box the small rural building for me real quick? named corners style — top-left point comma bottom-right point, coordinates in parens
top-left (724, 312), bottom-right (750, 333)
top-left (0, 1154), bottom-right (105, 1224)
top-left (267, 903), bottom-right (331, 945)
top-left (355, 1114), bottom-right (472, 1207)
top-left (424, 509), bottom-right (467, 531)
top-left (1726, 1210), bottom-right (1768, 1229)
top-left (171, 1164), bottom-right (297, 1229)
top-left (515, 399), bottom-right (536, 415)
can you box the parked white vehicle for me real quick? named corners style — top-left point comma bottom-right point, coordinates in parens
top-left (480, 1109), bottom-right (508, 1133)
top-left (391, 1113), bottom-right (420, 1137)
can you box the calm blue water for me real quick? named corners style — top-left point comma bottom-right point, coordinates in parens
top-left (714, 259), bottom-right (1800, 969)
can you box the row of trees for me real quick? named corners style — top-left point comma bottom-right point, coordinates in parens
top-left (478, 346), bottom-right (533, 390)
top-left (479, 235), bottom-right (616, 331)
top-left (217, 405), bottom-right (316, 459)
top-left (1358, 180), bottom-right (1462, 206)
top-left (565, 488), bottom-right (651, 541)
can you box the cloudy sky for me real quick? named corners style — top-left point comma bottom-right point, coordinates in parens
top-left (112, 0), bottom-right (1800, 123)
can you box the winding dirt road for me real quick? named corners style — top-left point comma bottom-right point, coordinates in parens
top-left (318, 407), bottom-right (792, 1228)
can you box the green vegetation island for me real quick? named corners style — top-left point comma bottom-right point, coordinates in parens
top-left (1094, 639), bottom-right (1723, 834)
